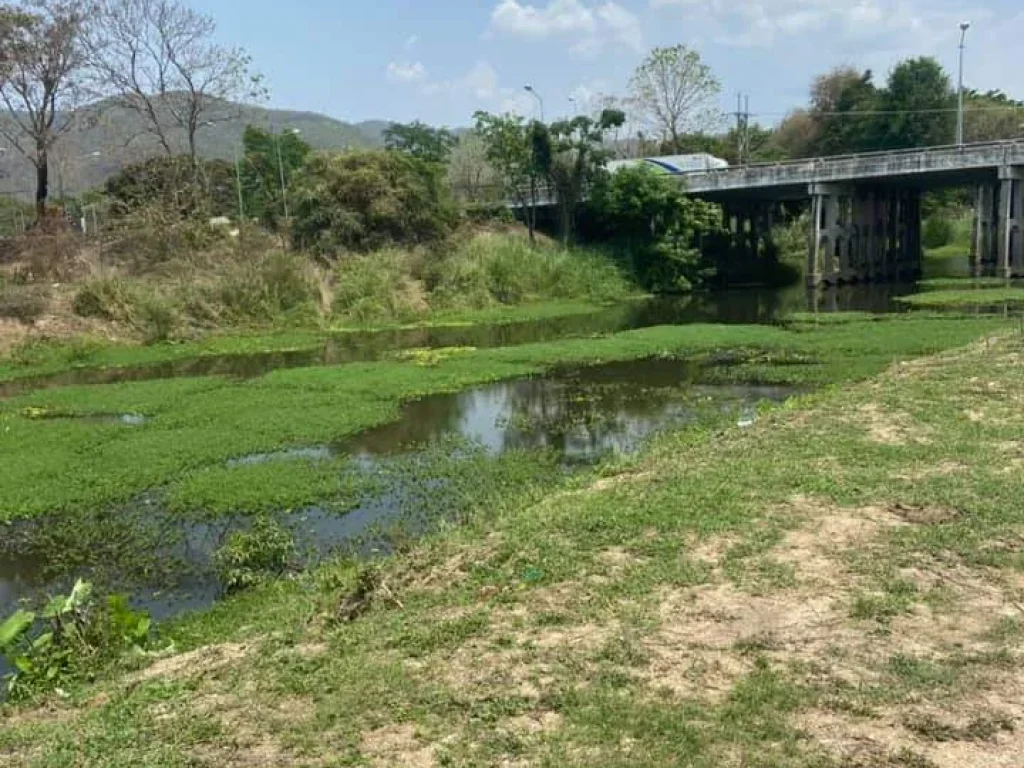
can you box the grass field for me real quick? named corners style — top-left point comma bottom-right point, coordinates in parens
top-left (2, 323), bottom-right (1022, 767)
top-left (897, 288), bottom-right (1024, 309)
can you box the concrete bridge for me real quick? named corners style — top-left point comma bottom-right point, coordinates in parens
top-left (516, 140), bottom-right (1024, 285)
top-left (682, 140), bottom-right (1024, 285)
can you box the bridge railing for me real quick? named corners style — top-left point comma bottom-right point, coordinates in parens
top-left (681, 139), bottom-right (1024, 182)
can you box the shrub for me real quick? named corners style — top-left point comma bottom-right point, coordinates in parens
top-left (432, 233), bottom-right (632, 308)
top-left (0, 580), bottom-right (151, 700)
top-left (291, 150), bottom-right (457, 254)
top-left (72, 277), bottom-right (138, 322)
top-left (0, 283), bottom-right (51, 324)
top-left (923, 214), bottom-right (955, 249)
top-left (215, 516), bottom-right (296, 593)
top-left (332, 249), bottom-right (428, 324)
top-left (214, 251), bottom-right (319, 325)
top-left (135, 297), bottom-right (181, 344)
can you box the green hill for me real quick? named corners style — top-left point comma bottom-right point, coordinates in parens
top-left (0, 99), bottom-right (388, 199)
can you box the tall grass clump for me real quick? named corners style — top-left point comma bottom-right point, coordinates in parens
top-left (332, 249), bottom-right (428, 324)
top-left (212, 251), bottom-right (320, 326)
top-left (433, 233), bottom-right (632, 309)
top-left (72, 276), bottom-right (139, 323)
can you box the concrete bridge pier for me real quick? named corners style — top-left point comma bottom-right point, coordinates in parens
top-left (997, 166), bottom-right (1024, 278)
top-left (808, 183), bottom-right (848, 286)
top-left (808, 184), bottom-right (921, 286)
top-left (972, 183), bottom-right (998, 274)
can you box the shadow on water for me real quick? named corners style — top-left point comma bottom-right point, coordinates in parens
top-left (0, 356), bottom-right (801, 633)
top-left (0, 284), bottom-right (910, 398)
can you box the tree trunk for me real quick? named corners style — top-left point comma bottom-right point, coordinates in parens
top-left (35, 145), bottom-right (49, 220)
top-left (528, 174), bottom-right (537, 246)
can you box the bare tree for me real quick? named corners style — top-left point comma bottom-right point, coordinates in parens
top-left (628, 45), bottom-right (722, 151)
top-left (0, 0), bottom-right (90, 216)
top-left (87, 0), bottom-right (262, 164)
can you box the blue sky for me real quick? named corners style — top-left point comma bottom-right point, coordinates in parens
top-left (195, 0), bottom-right (1024, 129)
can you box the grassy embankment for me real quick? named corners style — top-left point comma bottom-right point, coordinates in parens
top-left (2, 316), bottom-right (1023, 765)
top-left (898, 287), bottom-right (1024, 309)
top-left (0, 313), bottom-right (1008, 522)
top-left (0, 230), bottom-right (641, 358)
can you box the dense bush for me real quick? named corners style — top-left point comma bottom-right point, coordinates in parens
top-left (215, 516), bottom-right (296, 593)
top-left (105, 156), bottom-right (237, 220)
top-left (922, 214), bottom-right (956, 249)
top-left (431, 233), bottom-right (631, 309)
top-left (291, 150), bottom-right (457, 255)
top-left (585, 166), bottom-right (722, 292)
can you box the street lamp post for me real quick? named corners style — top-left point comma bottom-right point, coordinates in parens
top-left (957, 21), bottom-right (970, 147)
top-left (524, 85), bottom-right (545, 122)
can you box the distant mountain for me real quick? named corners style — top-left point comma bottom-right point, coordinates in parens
top-left (0, 98), bottom-right (389, 199)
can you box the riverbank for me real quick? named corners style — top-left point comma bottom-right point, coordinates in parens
top-left (3, 321), bottom-right (1022, 766)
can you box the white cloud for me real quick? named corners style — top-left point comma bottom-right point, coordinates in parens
top-left (403, 34), bottom-right (420, 49)
top-left (488, 0), bottom-right (643, 55)
top-left (386, 61), bottom-right (427, 84)
top-left (489, 0), bottom-right (597, 39)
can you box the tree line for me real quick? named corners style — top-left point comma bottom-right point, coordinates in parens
top-left (0, 0), bottom-right (259, 216)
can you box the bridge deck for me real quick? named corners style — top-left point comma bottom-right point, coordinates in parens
top-left (682, 140), bottom-right (1024, 201)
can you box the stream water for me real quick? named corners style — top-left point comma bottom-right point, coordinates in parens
top-left (0, 283), bottom-right (913, 398)
top-left (0, 357), bottom-right (799, 625)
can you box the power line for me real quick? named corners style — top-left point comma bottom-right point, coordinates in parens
top-left (750, 105), bottom-right (1024, 118)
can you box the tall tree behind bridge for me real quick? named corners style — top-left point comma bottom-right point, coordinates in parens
top-left (876, 57), bottom-right (954, 150)
top-left (628, 45), bottom-right (721, 152)
top-left (86, 0), bottom-right (263, 165)
top-left (0, 0), bottom-right (90, 217)
top-left (807, 67), bottom-right (879, 156)
top-left (383, 120), bottom-right (457, 165)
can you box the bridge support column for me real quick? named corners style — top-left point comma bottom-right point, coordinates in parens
top-left (972, 183), bottom-right (998, 274)
top-left (808, 184), bottom-right (849, 286)
top-left (899, 190), bottom-right (922, 280)
top-left (997, 167), bottom-right (1024, 278)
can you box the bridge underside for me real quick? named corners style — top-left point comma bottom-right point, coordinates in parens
top-left (697, 166), bottom-right (1024, 286)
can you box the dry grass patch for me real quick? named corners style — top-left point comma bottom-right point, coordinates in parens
top-left (361, 723), bottom-right (438, 768)
top-left (856, 403), bottom-right (934, 445)
top-left (132, 641), bottom-right (251, 683)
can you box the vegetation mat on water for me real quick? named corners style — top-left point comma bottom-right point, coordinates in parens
top-left (896, 288), bottom-right (1024, 309)
top-left (0, 314), bottom-right (1009, 520)
top-left (3, 324), bottom-right (1024, 766)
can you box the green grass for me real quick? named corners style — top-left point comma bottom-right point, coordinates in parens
top-left (918, 277), bottom-right (1017, 291)
top-left (896, 288), bottom-right (1024, 308)
top-left (0, 314), bottom-right (1008, 521)
top-left (4, 317), bottom-right (1023, 766)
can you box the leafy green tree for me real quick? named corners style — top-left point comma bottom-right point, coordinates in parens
top-left (290, 150), bottom-right (456, 255)
top-left (964, 90), bottom-right (1024, 142)
top-left (473, 111), bottom-right (549, 244)
top-left (876, 57), bottom-right (954, 149)
top-left (808, 67), bottom-right (879, 156)
top-left (629, 45), bottom-right (721, 150)
top-left (240, 125), bottom-right (311, 228)
top-left (547, 109), bottom-right (625, 243)
top-left (383, 120), bottom-right (457, 165)
top-left (588, 164), bottom-right (722, 291)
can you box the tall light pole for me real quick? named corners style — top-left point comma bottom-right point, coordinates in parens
top-left (956, 21), bottom-right (970, 147)
top-left (524, 85), bottom-right (545, 122)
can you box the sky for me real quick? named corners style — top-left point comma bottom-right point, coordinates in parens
top-left (194, 0), bottom-right (1024, 129)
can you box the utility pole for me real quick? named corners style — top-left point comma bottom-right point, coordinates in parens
top-left (735, 94), bottom-right (751, 164)
top-left (956, 21), bottom-right (971, 147)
